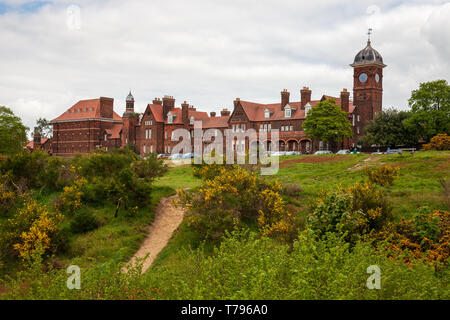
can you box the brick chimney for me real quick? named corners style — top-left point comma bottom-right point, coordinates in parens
top-left (181, 101), bottom-right (189, 125)
top-left (281, 89), bottom-right (290, 109)
top-left (300, 87), bottom-right (312, 110)
top-left (221, 108), bottom-right (231, 116)
top-left (210, 112), bottom-right (216, 117)
top-left (99, 97), bottom-right (114, 118)
top-left (152, 97), bottom-right (162, 105)
top-left (340, 88), bottom-right (350, 113)
top-left (233, 98), bottom-right (240, 109)
top-left (162, 95), bottom-right (175, 119)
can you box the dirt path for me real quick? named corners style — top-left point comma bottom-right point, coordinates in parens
top-left (124, 195), bottom-right (184, 273)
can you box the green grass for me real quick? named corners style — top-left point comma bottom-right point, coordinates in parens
top-left (149, 151), bottom-right (449, 270)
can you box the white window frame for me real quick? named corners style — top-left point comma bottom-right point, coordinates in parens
top-left (264, 109), bottom-right (270, 119)
top-left (285, 106), bottom-right (291, 118)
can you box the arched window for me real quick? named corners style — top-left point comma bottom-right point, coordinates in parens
top-left (264, 109), bottom-right (270, 119)
top-left (285, 106), bottom-right (291, 118)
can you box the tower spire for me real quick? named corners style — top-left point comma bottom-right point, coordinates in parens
top-left (367, 28), bottom-right (373, 45)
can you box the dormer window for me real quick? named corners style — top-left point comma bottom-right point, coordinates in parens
top-left (305, 103), bottom-right (312, 117)
top-left (264, 109), bottom-right (270, 119)
top-left (285, 106), bottom-right (291, 118)
top-left (190, 116), bottom-right (194, 125)
top-left (168, 112), bottom-right (174, 124)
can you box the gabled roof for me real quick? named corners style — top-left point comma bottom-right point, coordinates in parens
top-left (26, 138), bottom-right (49, 149)
top-left (148, 104), bottom-right (210, 124)
top-left (202, 116), bottom-right (230, 128)
top-left (237, 95), bottom-right (354, 122)
top-left (51, 98), bottom-right (122, 122)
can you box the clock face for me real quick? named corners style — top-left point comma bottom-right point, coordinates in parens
top-left (375, 73), bottom-right (380, 83)
top-left (359, 73), bottom-right (368, 83)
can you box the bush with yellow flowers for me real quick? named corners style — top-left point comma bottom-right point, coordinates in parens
top-left (374, 208), bottom-right (449, 267)
top-left (53, 177), bottom-right (87, 216)
top-left (365, 165), bottom-right (400, 186)
top-left (307, 181), bottom-right (392, 242)
top-left (0, 198), bottom-right (63, 260)
top-left (0, 173), bottom-right (17, 216)
top-left (422, 133), bottom-right (450, 151)
top-left (178, 166), bottom-right (295, 241)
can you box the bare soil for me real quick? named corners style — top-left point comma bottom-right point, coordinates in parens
top-left (124, 195), bottom-right (184, 273)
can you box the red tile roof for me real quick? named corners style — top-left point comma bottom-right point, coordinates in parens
top-left (52, 98), bottom-right (122, 122)
top-left (202, 116), bottom-right (230, 128)
top-left (26, 138), bottom-right (49, 149)
top-left (238, 95), bottom-right (354, 122)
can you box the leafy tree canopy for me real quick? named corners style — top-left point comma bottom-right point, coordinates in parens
top-left (404, 80), bottom-right (450, 142)
top-left (0, 106), bottom-right (29, 155)
top-left (302, 99), bottom-right (353, 143)
top-left (361, 109), bottom-right (417, 148)
top-left (34, 118), bottom-right (52, 138)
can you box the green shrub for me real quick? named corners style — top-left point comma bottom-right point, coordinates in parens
top-left (69, 209), bottom-right (99, 234)
top-left (365, 165), bottom-right (400, 186)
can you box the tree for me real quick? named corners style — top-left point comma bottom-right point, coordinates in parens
top-left (360, 109), bottom-right (418, 148)
top-left (303, 99), bottom-right (353, 145)
top-left (403, 80), bottom-right (450, 142)
top-left (34, 118), bottom-right (52, 138)
top-left (0, 106), bottom-right (29, 155)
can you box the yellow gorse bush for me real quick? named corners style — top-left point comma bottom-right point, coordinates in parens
top-left (4, 198), bottom-right (63, 261)
top-left (365, 165), bottom-right (400, 186)
top-left (179, 166), bottom-right (295, 241)
top-left (422, 133), bottom-right (450, 151)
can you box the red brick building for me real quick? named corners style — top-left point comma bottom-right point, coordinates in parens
top-left (47, 37), bottom-right (385, 156)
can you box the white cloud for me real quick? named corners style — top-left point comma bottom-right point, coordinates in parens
top-left (0, 0), bottom-right (449, 136)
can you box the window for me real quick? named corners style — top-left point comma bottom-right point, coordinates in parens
top-left (352, 114), bottom-right (355, 126)
top-left (268, 124), bottom-right (271, 132)
top-left (190, 116), bottom-right (194, 125)
top-left (143, 145), bottom-right (146, 153)
top-left (150, 145), bottom-right (153, 153)
top-left (290, 125), bottom-right (293, 131)
top-left (165, 131), bottom-right (168, 139)
top-left (285, 106), bottom-right (291, 118)
top-left (168, 112), bottom-right (174, 124)
top-left (357, 115), bottom-right (360, 122)
top-left (241, 124), bottom-right (246, 132)
top-left (281, 126), bottom-right (285, 132)
top-left (104, 134), bottom-right (107, 141)
top-left (357, 127), bottom-right (360, 134)
top-left (264, 109), bottom-right (270, 119)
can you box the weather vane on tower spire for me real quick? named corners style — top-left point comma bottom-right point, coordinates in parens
top-left (367, 28), bottom-right (373, 45)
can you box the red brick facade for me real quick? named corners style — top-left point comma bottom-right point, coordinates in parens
top-left (45, 38), bottom-right (385, 156)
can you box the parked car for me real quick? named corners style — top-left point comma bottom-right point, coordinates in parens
top-left (157, 153), bottom-right (170, 159)
top-left (336, 149), bottom-right (351, 154)
top-left (284, 151), bottom-right (295, 156)
top-left (385, 149), bottom-right (402, 154)
top-left (270, 151), bottom-right (286, 156)
top-left (292, 151), bottom-right (302, 155)
top-left (313, 150), bottom-right (333, 155)
top-left (168, 153), bottom-right (183, 160)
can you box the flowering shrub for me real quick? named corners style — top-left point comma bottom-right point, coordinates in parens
top-left (365, 165), bottom-right (400, 186)
top-left (53, 177), bottom-right (87, 215)
top-left (178, 166), bottom-right (295, 241)
top-left (0, 198), bottom-right (63, 260)
top-left (422, 133), bottom-right (450, 150)
top-left (0, 174), bottom-right (16, 216)
top-left (307, 181), bottom-right (392, 242)
top-left (374, 208), bottom-right (449, 267)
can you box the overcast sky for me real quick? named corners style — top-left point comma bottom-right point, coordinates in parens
top-left (1, 0), bottom-right (449, 135)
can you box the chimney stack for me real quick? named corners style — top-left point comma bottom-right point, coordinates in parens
top-left (300, 87), bottom-right (312, 110)
top-left (340, 88), bottom-right (350, 113)
top-left (221, 108), bottom-right (230, 116)
top-left (281, 89), bottom-right (290, 109)
top-left (152, 97), bottom-right (162, 105)
top-left (210, 112), bottom-right (216, 117)
top-left (181, 101), bottom-right (189, 125)
top-left (162, 95), bottom-right (175, 119)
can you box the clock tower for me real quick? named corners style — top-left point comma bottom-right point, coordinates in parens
top-left (351, 30), bottom-right (386, 139)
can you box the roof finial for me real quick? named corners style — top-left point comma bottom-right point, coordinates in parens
top-left (367, 28), bottom-right (373, 45)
